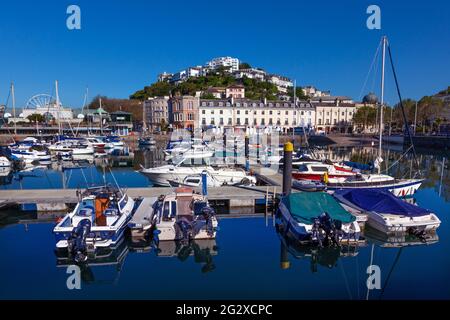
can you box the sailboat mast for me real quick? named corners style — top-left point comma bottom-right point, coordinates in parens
top-left (55, 80), bottom-right (62, 136)
top-left (11, 82), bottom-right (17, 136)
top-left (378, 36), bottom-right (387, 174)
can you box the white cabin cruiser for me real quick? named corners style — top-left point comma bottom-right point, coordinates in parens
top-left (53, 186), bottom-right (137, 263)
top-left (140, 157), bottom-right (256, 187)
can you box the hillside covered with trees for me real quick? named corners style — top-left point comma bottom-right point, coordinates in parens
top-left (130, 65), bottom-right (307, 101)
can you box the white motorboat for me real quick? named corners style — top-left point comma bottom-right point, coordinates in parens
top-left (53, 186), bottom-right (137, 263)
top-left (72, 145), bottom-right (95, 155)
top-left (292, 161), bottom-right (357, 182)
top-left (0, 156), bottom-right (11, 167)
top-left (140, 157), bottom-right (256, 187)
top-left (333, 189), bottom-right (440, 235)
top-left (128, 187), bottom-right (218, 241)
top-left (84, 137), bottom-right (108, 149)
top-left (276, 192), bottom-right (361, 245)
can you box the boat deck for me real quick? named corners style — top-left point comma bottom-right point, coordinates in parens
top-left (130, 197), bottom-right (157, 227)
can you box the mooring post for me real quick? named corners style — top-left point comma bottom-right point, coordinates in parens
top-left (282, 142), bottom-right (293, 196)
top-left (280, 241), bottom-right (290, 270)
top-left (223, 131), bottom-right (227, 164)
top-left (234, 137), bottom-right (237, 165)
top-left (256, 129), bottom-right (260, 164)
top-left (245, 134), bottom-right (250, 171)
top-left (201, 170), bottom-right (208, 197)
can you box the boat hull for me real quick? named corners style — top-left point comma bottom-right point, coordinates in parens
top-left (327, 179), bottom-right (423, 197)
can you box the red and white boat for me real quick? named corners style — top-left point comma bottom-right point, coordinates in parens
top-left (292, 161), bottom-right (357, 182)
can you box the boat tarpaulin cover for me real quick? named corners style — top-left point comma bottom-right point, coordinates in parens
top-left (334, 189), bottom-right (431, 217)
top-left (343, 161), bottom-right (373, 171)
top-left (282, 192), bottom-right (355, 224)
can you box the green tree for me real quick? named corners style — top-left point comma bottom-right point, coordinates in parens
top-left (27, 113), bottom-right (45, 123)
top-left (239, 62), bottom-right (251, 69)
top-left (287, 86), bottom-right (308, 100)
top-left (353, 106), bottom-right (377, 131)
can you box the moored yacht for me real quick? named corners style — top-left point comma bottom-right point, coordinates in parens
top-left (140, 157), bottom-right (256, 187)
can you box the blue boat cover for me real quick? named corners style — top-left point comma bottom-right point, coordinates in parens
top-left (343, 161), bottom-right (373, 171)
top-left (334, 189), bottom-right (431, 217)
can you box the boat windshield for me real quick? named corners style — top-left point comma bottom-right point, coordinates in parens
top-left (175, 158), bottom-right (211, 167)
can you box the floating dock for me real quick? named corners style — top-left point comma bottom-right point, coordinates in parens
top-left (0, 185), bottom-right (278, 211)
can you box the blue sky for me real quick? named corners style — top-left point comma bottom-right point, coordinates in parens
top-left (0, 0), bottom-right (449, 109)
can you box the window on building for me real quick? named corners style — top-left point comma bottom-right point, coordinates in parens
top-left (285, 119), bottom-right (289, 125)
top-left (211, 119), bottom-right (215, 125)
top-left (202, 118), bottom-right (206, 125)
top-left (285, 111), bottom-right (288, 115)
top-left (220, 118), bottom-right (224, 125)
top-left (228, 118), bottom-right (232, 125)
top-left (318, 119), bottom-right (322, 125)
top-left (269, 110), bottom-right (273, 115)
top-left (237, 118), bottom-right (241, 125)
top-left (245, 110), bottom-right (248, 115)
top-left (220, 110), bottom-right (223, 114)
top-left (277, 119), bottom-right (281, 125)
top-left (269, 119), bottom-right (273, 125)
top-left (211, 110), bottom-right (214, 115)
top-left (301, 111), bottom-right (304, 116)
top-left (261, 118), bottom-right (265, 125)
top-left (237, 110), bottom-right (240, 115)
top-left (245, 118), bottom-right (249, 125)
top-left (202, 110), bottom-right (205, 114)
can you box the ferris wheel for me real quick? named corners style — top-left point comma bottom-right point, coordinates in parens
top-left (25, 94), bottom-right (56, 109)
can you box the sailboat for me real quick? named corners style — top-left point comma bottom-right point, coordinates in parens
top-left (326, 36), bottom-right (423, 197)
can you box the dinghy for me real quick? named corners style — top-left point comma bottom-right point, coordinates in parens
top-left (333, 189), bottom-right (441, 235)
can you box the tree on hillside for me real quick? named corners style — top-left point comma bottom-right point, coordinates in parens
top-left (239, 62), bottom-right (251, 69)
top-left (287, 86), bottom-right (308, 101)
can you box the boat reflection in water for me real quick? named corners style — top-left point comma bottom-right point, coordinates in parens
top-left (277, 228), bottom-right (363, 273)
top-left (55, 238), bottom-right (130, 285)
top-left (130, 236), bottom-right (219, 273)
top-left (364, 225), bottom-right (439, 248)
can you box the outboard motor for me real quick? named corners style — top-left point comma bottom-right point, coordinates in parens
top-left (67, 219), bottom-right (92, 263)
top-left (331, 219), bottom-right (343, 246)
top-left (201, 206), bottom-right (216, 237)
top-left (176, 219), bottom-right (193, 244)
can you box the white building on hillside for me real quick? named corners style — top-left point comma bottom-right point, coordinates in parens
top-left (206, 57), bottom-right (240, 72)
top-left (266, 74), bottom-right (293, 93)
top-left (233, 68), bottom-right (267, 81)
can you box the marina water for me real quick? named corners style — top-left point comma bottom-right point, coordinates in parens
top-left (0, 145), bottom-right (449, 299)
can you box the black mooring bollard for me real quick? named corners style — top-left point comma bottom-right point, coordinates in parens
top-left (282, 142), bottom-right (293, 196)
top-left (223, 132), bottom-right (227, 164)
top-left (245, 135), bottom-right (250, 171)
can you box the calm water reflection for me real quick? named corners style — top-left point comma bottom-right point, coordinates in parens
top-left (0, 145), bottom-right (448, 299)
